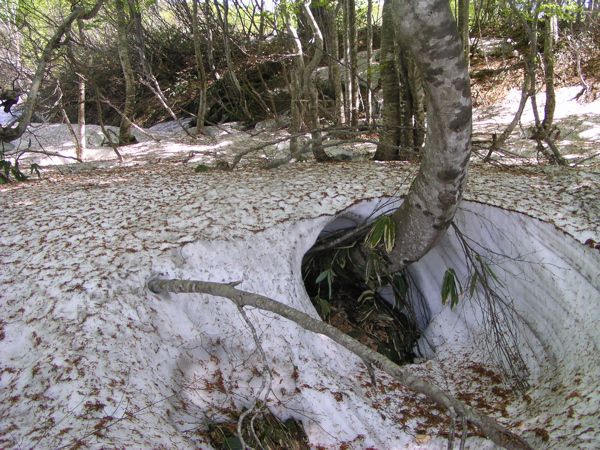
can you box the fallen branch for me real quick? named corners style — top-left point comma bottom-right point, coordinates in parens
top-left (14, 148), bottom-right (83, 163)
top-left (148, 278), bottom-right (532, 450)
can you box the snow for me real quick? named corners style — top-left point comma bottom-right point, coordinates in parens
top-left (474, 86), bottom-right (600, 162)
top-left (1, 87), bottom-right (599, 448)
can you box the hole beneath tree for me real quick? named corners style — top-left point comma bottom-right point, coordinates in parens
top-left (301, 199), bottom-right (428, 366)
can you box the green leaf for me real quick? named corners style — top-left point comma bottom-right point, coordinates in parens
top-left (11, 164), bottom-right (27, 182)
top-left (483, 261), bottom-right (503, 286)
top-left (365, 215), bottom-right (396, 253)
top-left (392, 273), bottom-right (408, 297)
top-left (468, 272), bottom-right (479, 297)
top-left (365, 219), bottom-right (384, 248)
top-left (315, 268), bottom-right (335, 299)
top-left (194, 164), bottom-right (210, 173)
top-left (382, 216), bottom-right (396, 254)
top-left (315, 270), bottom-right (329, 284)
top-left (30, 163), bottom-right (41, 178)
top-left (357, 289), bottom-right (375, 304)
top-left (441, 268), bottom-right (461, 309)
top-left (224, 436), bottom-right (244, 450)
top-left (315, 296), bottom-right (331, 321)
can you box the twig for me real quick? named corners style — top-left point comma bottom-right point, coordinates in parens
top-left (148, 278), bottom-right (533, 450)
top-left (11, 148), bottom-right (82, 163)
top-left (235, 305), bottom-right (271, 449)
top-left (570, 151), bottom-right (600, 167)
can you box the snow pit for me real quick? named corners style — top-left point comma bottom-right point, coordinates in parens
top-left (153, 199), bottom-right (599, 449)
top-left (301, 198), bottom-right (600, 448)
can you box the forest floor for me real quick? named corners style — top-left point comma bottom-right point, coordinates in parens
top-left (4, 84), bottom-right (599, 171)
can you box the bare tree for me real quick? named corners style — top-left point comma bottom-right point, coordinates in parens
top-left (0, 1), bottom-right (105, 144)
top-left (191, 0), bottom-right (208, 134)
top-left (114, 0), bottom-right (137, 145)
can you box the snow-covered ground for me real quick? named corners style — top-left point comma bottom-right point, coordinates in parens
top-left (1, 87), bottom-right (599, 448)
top-left (473, 86), bottom-right (600, 163)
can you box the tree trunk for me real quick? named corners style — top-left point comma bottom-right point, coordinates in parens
top-left (486, 66), bottom-right (531, 158)
top-left (385, 0), bottom-right (472, 272)
top-left (192, 0), bottom-right (207, 134)
top-left (457, 0), bottom-right (470, 66)
top-left (542, 13), bottom-right (556, 131)
top-left (0, 1), bottom-right (105, 143)
top-left (114, 0), bottom-right (136, 145)
top-left (301, 0), bottom-right (328, 161)
top-left (204, 0), bottom-right (217, 79)
top-left (75, 16), bottom-right (87, 157)
top-left (374, 0), bottom-right (401, 161)
top-left (342, 0), bottom-right (351, 122)
top-left (214, 0), bottom-right (250, 119)
top-left (397, 47), bottom-right (415, 155)
top-left (347, 0), bottom-right (359, 126)
top-left (323, 4), bottom-right (344, 125)
top-left (366, 0), bottom-right (373, 124)
top-left (406, 51), bottom-right (425, 153)
top-left (284, 10), bottom-right (304, 159)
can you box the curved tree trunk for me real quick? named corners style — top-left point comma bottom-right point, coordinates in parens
top-left (486, 66), bottom-right (531, 159)
top-left (386, 0), bottom-right (472, 272)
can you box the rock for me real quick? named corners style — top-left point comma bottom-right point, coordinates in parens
top-left (87, 128), bottom-right (119, 147)
top-left (327, 145), bottom-right (359, 161)
top-left (148, 118), bottom-right (194, 134)
top-left (254, 116), bottom-right (290, 131)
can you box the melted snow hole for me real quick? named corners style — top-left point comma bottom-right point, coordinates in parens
top-left (169, 199), bottom-right (599, 448)
top-left (314, 198), bottom-right (600, 446)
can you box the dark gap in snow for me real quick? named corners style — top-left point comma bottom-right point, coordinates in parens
top-left (296, 197), bottom-right (599, 446)
top-left (301, 198), bottom-right (428, 366)
top-left (301, 197), bottom-right (600, 392)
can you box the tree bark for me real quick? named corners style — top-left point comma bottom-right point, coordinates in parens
top-left (75, 15), bottom-right (87, 158)
top-left (366, 0), bottom-right (373, 124)
top-left (542, 13), bottom-right (556, 131)
top-left (114, 0), bottom-right (136, 145)
top-left (374, 0), bottom-right (401, 161)
top-left (284, 8), bottom-right (304, 159)
top-left (385, 0), bottom-right (472, 272)
top-left (191, 0), bottom-right (207, 134)
top-left (485, 65), bottom-right (531, 159)
top-left (347, 0), bottom-right (359, 126)
top-left (301, 0), bottom-right (328, 161)
top-left (322, 3), bottom-right (345, 125)
top-left (457, 0), bottom-right (470, 66)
